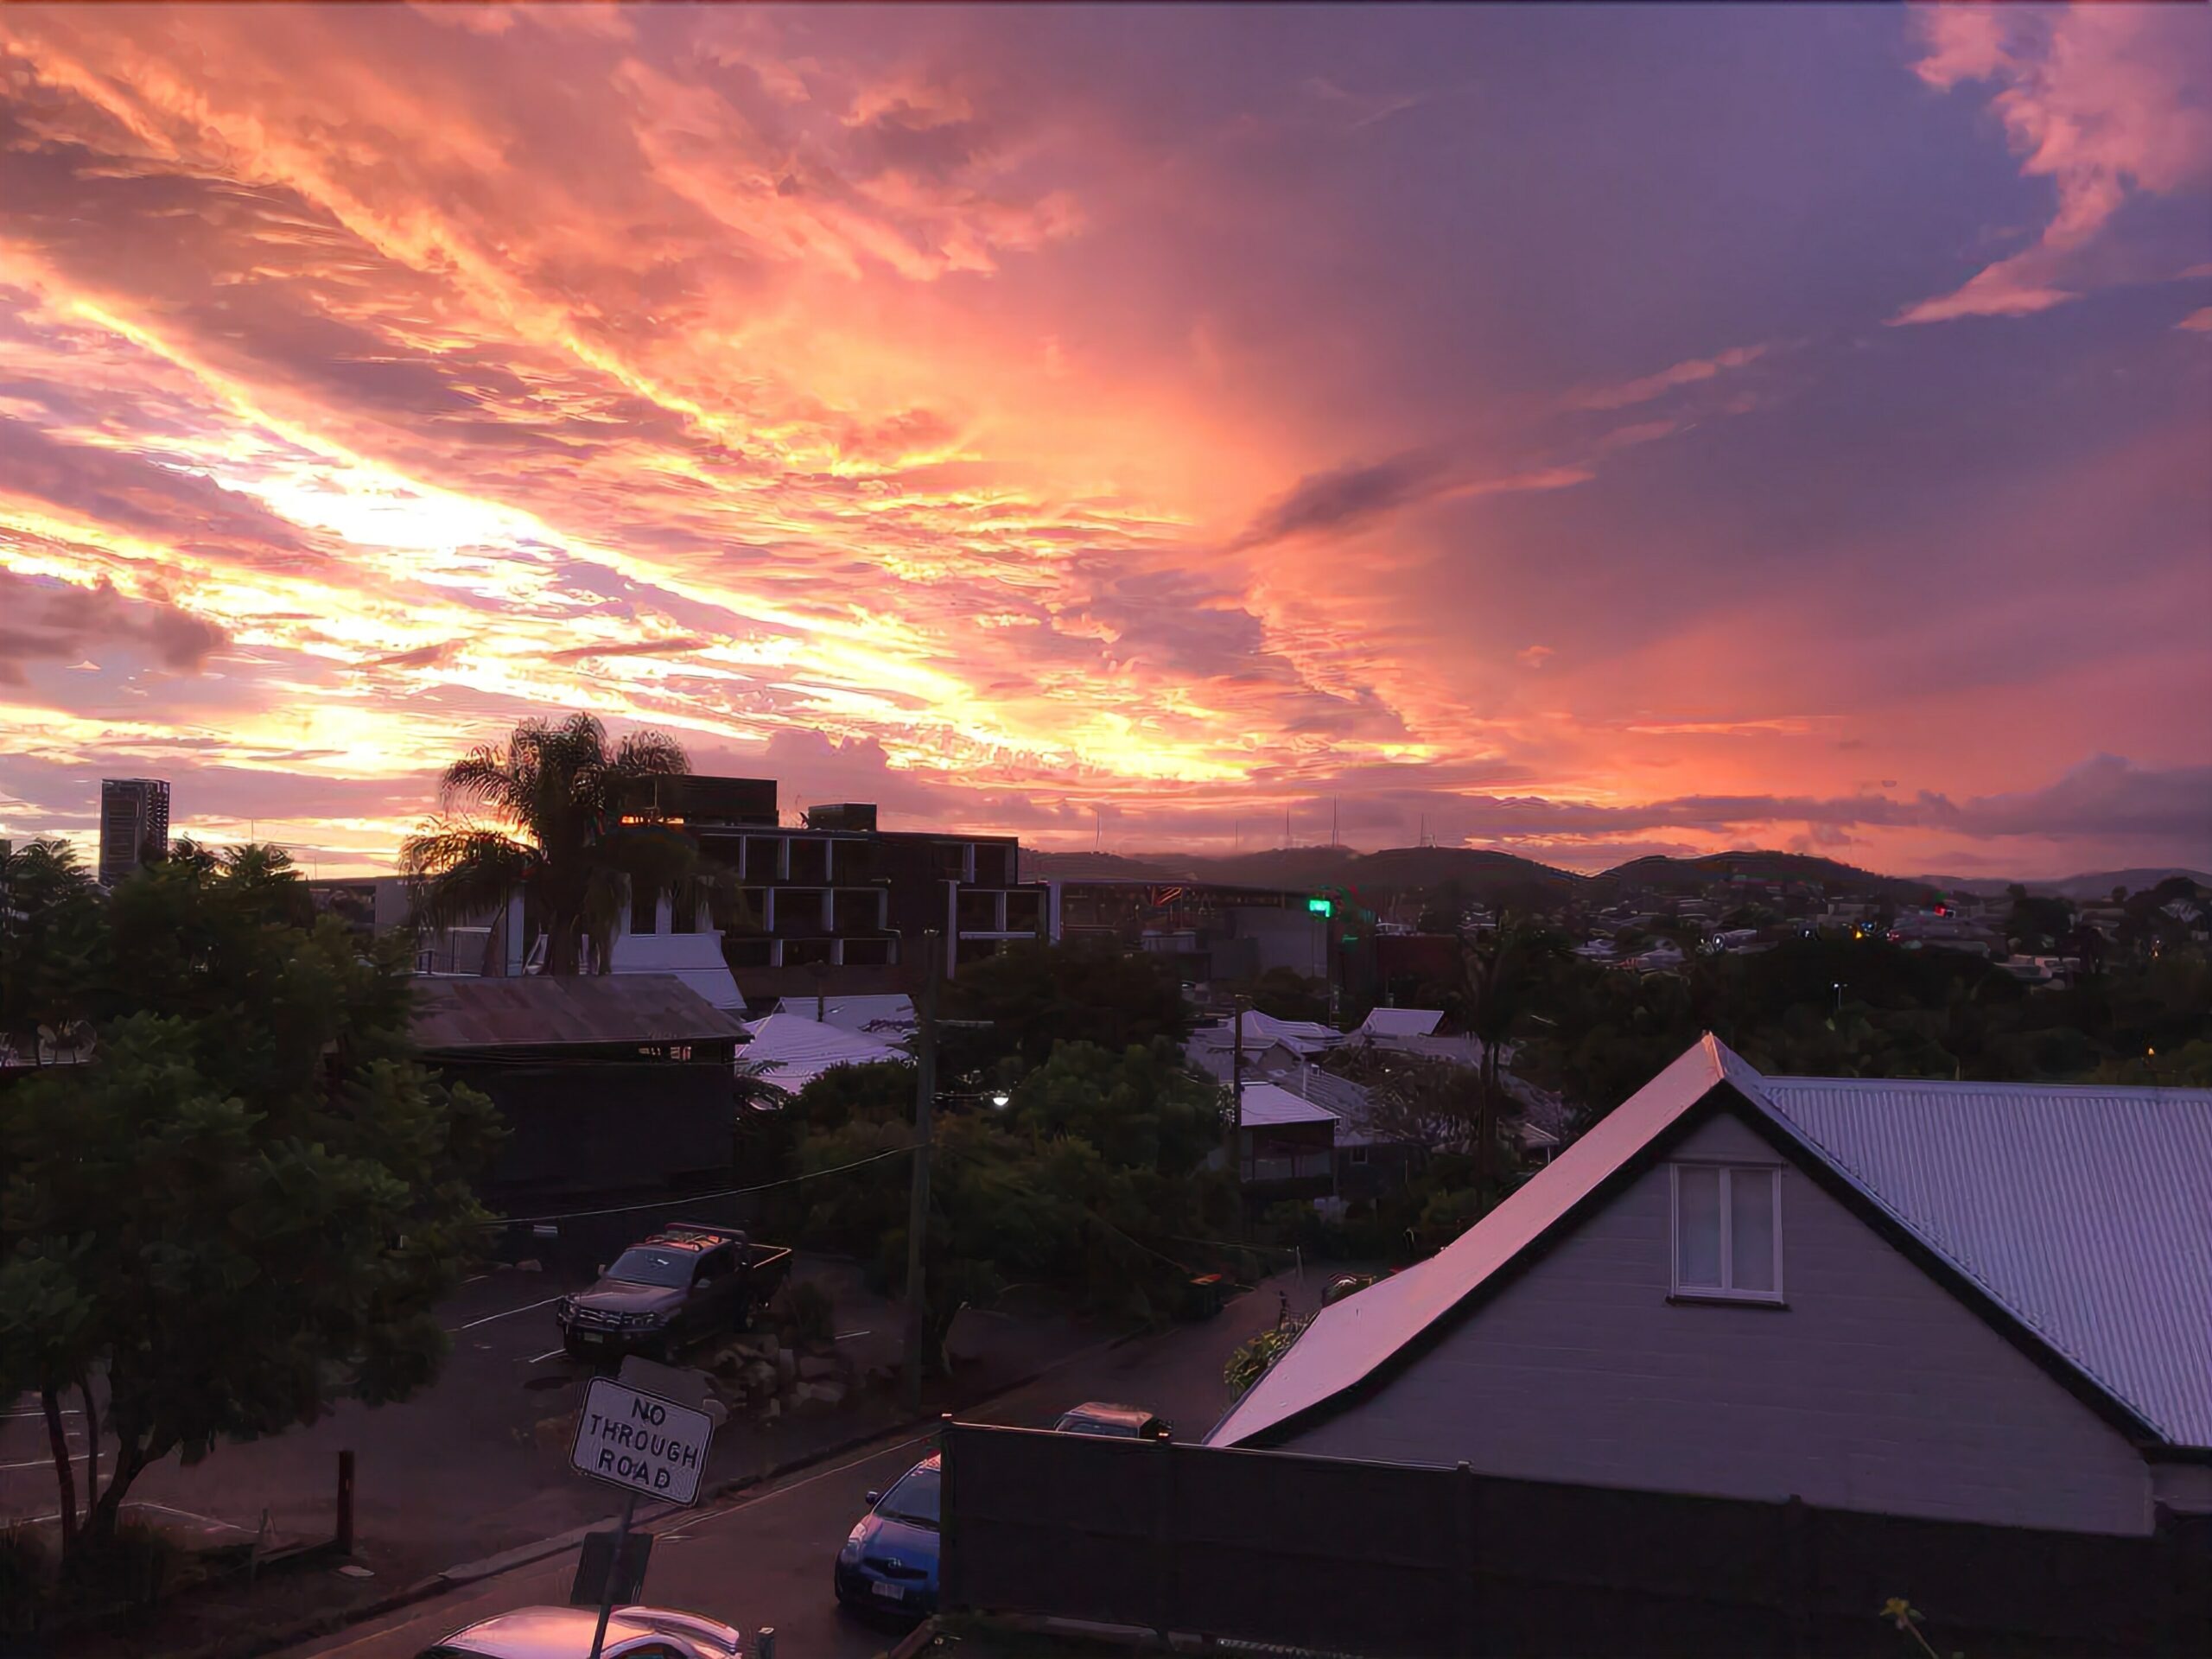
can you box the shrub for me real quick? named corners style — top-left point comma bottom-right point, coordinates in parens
top-left (770, 1279), bottom-right (836, 1347)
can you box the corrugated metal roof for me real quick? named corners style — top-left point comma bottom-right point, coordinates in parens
top-left (1192, 1011), bottom-right (1344, 1055)
top-left (1210, 1036), bottom-right (2212, 1452)
top-left (412, 974), bottom-right (750, 1051)
top-left (1754, 1075), bottom-right (2212, 1449)
top-left (809, 994), bottom-right (917, 1034)
top-left (1356, 1008), bottom-right (1445, 1039)
top-left (738, 1013), bottom-right (908, 1095)
top-left (1236, 1081), bottom-right (1341, 1128)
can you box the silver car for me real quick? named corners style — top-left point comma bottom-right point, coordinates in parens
top-left (416, 1605), bottom-right (742, 1659)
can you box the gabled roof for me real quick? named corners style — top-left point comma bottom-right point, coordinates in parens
top-left (801, 993), bottom-right (917, 1034)
top-left (1192, 1010), bottom-right (1343, 1055)
top-left (738, 1012), bottom-right (908, 1094)
top-left (1210, 1035), bottom-right (2212, 1452)
top-left (412, 974), bottom-right (749, 1051)
top-left (1355, 1007), bottom-right (1445, 1039)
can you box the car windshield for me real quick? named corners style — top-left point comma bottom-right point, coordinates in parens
top-left (878, 1465), bottom-right (941, 1528)
top-left (1057, 1413), bottom-right (1138, 1437)
top-left (606, 1247), bottom-right (692, 1287)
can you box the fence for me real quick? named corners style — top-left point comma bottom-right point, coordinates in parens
top-left (938, 1421), bottom-right (2210, 1657)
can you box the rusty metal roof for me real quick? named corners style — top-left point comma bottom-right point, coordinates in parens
top-left (411, 974), bottom-right (750, 1051)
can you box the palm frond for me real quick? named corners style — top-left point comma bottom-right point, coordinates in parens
top-left (399, 825), bottom-right (532, 935)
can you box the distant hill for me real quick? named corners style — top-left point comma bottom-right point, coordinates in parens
top-left (1914, 868), bottom-right (2211, 901)
top-left (1026, 843), bottom-right (1582, 909)
top-left (1022, 844), bottom-right (2208, 912)
top-left (1019, 849), bottom-right (1195, 882)
top-left (1325, 846), bottom-right (1586, 908)
top-left (1594, 851), bottom-right (1935, 901)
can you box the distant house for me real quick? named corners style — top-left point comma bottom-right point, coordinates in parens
top-left (1230, 1081), bottom-right (1338, 1202)
top-left (1353, 1007), bottom-right (1445, 1043)
top-left (1210, 1035), bottom-right (2212, 1539)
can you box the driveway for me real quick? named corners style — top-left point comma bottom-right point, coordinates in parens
top-left (276, 1272), bottom-right (1305, 1659)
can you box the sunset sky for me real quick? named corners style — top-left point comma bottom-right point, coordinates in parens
top-left (0, 3), bottom-right (2206, 879)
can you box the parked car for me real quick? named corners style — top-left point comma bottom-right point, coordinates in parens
top-left (416, 1605), bottom-right (742, 1658)
top-left (556, 1223), bottom-right (793, 1362)
top-left (1052, 1400), bottom-right (1171, 1440)
top-left (833, 1453), bottom-right (940, 1618)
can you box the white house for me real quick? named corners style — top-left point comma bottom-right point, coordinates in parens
top-left (1209, 1035), bottom-right (2212, 1538)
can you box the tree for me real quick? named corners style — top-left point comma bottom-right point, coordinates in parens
top-left (938, 938), bottom-right (1191, 1077)
top-left (1414, 879), bottom-right (1466, 936)
top-left (1358, 1057), bottom-right (1488, 1155)
top-left (0, 848), bottom-right (502, 1564)
top-left (775, 1038), bottom-right (1228, 1369)
top-left (399, 712), bottom-right (698, 976)
top-left (1244, 966), bottom-right (1329, 1024)
top-left (1454, 915), bottom-right (1562, 1198)
top-left (0, 840), bottom-right (105, 1066)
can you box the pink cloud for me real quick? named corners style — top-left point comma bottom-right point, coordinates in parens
top-left (1562, 344), bottom-right (1768, 412)
top-left (1896, 4), bottom-right (2212, 325)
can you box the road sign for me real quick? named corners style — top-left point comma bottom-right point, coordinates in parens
top-left (570, 1376), bottom-right (715, 1507)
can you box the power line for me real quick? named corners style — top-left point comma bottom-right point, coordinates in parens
top-left (488, 1144), bottom-right (914, 1228)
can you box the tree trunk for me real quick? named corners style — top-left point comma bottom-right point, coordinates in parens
top-left (82, 1444), bottom-right (149, 1551)
top-left (41, 1386), bottom-right (76, 1551)
top-left (546, 911), bottom-right (584, 976)
top-left (79, 1376), bottom-right (101, 1512)
top-left (1476, 1047), bottom-right (1497, 1198)
top-left (480, 898), bottom-right (506, 977)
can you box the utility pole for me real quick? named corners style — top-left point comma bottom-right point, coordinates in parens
top-left (903, 930), bottom-right (941, 1414)
top-left (1228, 996), bottom-right (1246, 1235)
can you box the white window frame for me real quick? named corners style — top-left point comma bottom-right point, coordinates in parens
top-left (1669, 1161), bottom-right (1784, 1304)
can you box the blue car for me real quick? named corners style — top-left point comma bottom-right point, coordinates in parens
top-left (833, 1454), bottom-right (939, 1619)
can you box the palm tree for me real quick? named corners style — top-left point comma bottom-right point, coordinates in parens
top-left (1457, 912), bottom-right (1561, 1198)
top-left (400, 713), bottom-right (701, 976)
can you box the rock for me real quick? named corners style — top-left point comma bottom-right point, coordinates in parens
top-left (798, 1356), bottom-right (842, 1382)
top-left (811, 1379), bottom-right (848, 1407)
top-left (761, 1399), bottom-right (781, 1421)
top-left (774, 1348), bottom-right (798, 1384)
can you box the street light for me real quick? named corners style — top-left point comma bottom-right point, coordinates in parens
top-left (989, 1091), bottom-right (1011, 1109)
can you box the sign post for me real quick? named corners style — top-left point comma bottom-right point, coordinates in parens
top-left (569, 1376), bottom-right (715, 1658)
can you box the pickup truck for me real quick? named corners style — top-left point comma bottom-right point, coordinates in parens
top-left (556, 1223), bottom-right (794, 1363)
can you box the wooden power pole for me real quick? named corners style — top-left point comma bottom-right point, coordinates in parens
top-left (902, 930), bottom-right (941, 1414)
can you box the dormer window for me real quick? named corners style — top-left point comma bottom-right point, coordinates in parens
top-left (1670, 1163), bottom-right (1783, 1303)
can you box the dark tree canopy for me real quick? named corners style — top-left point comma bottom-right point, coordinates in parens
top-left (939, 938), bottom-right (1192, 1077)
top-left (0, 845), bottom-right (501, 1567)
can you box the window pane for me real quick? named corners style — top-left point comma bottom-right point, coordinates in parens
top-left (1730, 1168), bottom-right (1777, 1293)
top-left (1676, 1166), bottom-right (1722, 1287)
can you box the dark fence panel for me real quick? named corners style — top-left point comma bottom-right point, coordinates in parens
top-left (940, 1423), bottom-right (2209, 1659)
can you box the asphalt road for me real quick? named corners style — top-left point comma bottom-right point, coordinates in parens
top-left (283, 1276), bottom-right (1299, 1659)
top-left (1, 1257), bottom-right (921, 1584)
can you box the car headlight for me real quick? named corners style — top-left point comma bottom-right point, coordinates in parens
top-left (839, 1525), bottom-right (867, 1565)
top-left (556, 1298), bottom-right (575, 1320)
